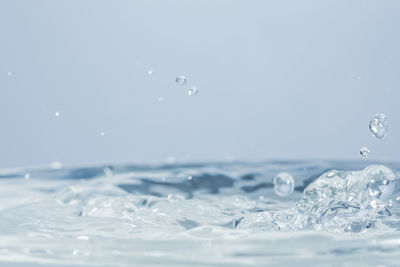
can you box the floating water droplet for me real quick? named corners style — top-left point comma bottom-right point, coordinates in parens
top-left (147, 70), bottom-right (153, 75)
top-left (7, 71), bottom-right (12, 76)
top-left (50, 161), bottom-right (62, 169)
top-left (100, 132), bottom-right (106, 136)
top-left (369, 113), bottom-right (388, 139)
top-left (187, 86), bottom-right (198, 96)
top-left (273, 172), bottom-right (294, 197)
top-left (24, 173), bottom-right (30, 180)
top-left (175, 75), bottom-right (187, 85)
top-left (187, 175), bottom-right (192, 180)
top-left (360, 147), bottom-right (370, 158)
top-left (54, 111), bottom-right (61, 117)
top-left (166, 156), bottom-right (175, 164)
top-left (157, 97), bottom-right (163, 102)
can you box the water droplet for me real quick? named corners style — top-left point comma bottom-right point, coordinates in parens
top-left (273, 172), bottom-right (295, 197)
top-left (50, 161), bottom-right (62, 169)
top-left (360, 147), bottom-right (370, 158)
top-left (24, 173), bottom-right (30, 179)
top-left (100, 132), bottom-right (106, 136)
top-left (369, 113), bottom-right (388, 139)
top-left (157, 97), bottom-right (163, 102)
top-left (187, 175), bottom-right (192, 180)
top-left (54, 111), bottom-right (61, 117)
top-left (147, 70), bottom-right (153, 75)
top-left (7, 71), bottom-right (12, 76)
top-left (175, 75), bottom-right (187, 85)
top-left (166, 156), bottom-right (175, 164)
top-left (187, 86), bottom-right (198, 96)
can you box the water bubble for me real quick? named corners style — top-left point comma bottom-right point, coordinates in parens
top-left (273, 172), bottom-right (295, 197)
top-left (54, 111), bottom-right (61, 117)
top-left (175, 75), bottom-right (187, 85)
top-left (187, 86), bottom-right (198, 96)
top-left (24, 173), bottom-right (30, 180)
top-left (360, 147), bottom-right (370, 158)
top-left (369, 113), bottom-right (388, 139)
top-left (157, 97), bottom-right (163, 102)
top-left (7, 71), bottom-right (12, 76)
top-left (147, 70), bottom-right (153, 75)
top-left (100, 132), bottom-right (106, 136)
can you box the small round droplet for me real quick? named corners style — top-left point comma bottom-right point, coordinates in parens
top-left (176, 75), bottom-right (187, 86)
top-left (157, 97), bottom-right (163, 102)
top-left (54, 111), bottom-right (61, 117)
top-left (273, 172), bottom-right (295, 197)
top-left (360, 147), bottom-right (370, 158)
top-left (24, 173), bottom-right (30, 180)
top-left (100, 132), bottom-right (106, 136)
top-left (7, 71), bottom-right (12, 76)
top-left (50, 161), bottom-right (62, 169)
top-left (369, 113), bottom-right (388, 139)
top-left (187, 86), bottom-right (198, 96)
top-left (187, 175), bottom-right (193, 181)
top-left (148, 70), bottom-right (153, 75)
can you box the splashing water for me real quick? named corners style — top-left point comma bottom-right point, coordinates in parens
top-left (0, 161), bottom-right (399, 266)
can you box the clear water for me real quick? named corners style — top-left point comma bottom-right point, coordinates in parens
top-left (0, 160), bottom-right (399, 266)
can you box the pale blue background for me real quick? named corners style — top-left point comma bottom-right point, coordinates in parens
top-left (0, 0), bottom-right (399, 168)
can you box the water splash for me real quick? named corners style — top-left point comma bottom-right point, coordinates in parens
top-left (240, 165), bottom-right (398, 233)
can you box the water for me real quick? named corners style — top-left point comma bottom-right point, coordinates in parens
top-left (175, 75), bottom-right (187, 86)
top-left (273, 172), bottom-right (294, 197)
top-left (0, 160), bottom-right (399, 266)
top-left (369, 113), bottom-right (388, 139)
top-left (360, 147), bottom-right (370, 158)
top-left (187, 86), bottom-right (198, 96)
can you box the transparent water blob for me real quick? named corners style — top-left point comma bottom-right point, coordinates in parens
top-left (147, 70), bottom-right (153, 75)
top-left (360, 147), bottom-right (370, 158)
top-left (273, 172), bottom-right (294, 197)
top-left (369, 113), bottom-right (388, 139)
top-left (7, 71), bottom-right (12, 76)
top-left (175, 75), bottom-right (187, 85)
top-left (100, 132), bottom-right (106, 136)
top-left (24, 173), bottom-right (30, 180)
top-left (187, 86), bottom-right (198, 96)
top-left (54, 111), bottom-right (61, 117)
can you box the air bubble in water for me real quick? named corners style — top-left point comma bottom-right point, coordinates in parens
top-left (7, 71), bottom-right (12, 76)
top-left (24, 173), bottom-right (30, 180)
top-left (369, 113), bottom-right (388, 139)
top-left (100, 132), bottom-right (106, 136)
top-left (187, 87), bottom-right (198, 96)
top-left (360, 147), bottom-right (370, 158)
top-left (147, 70), bottom-right (153, 75)
top-left (175, 75), bottom-right (187, 85)
top-left (273, 172), bottom-right (294, 197)
top-left (54, 111), bottom-right (61, 117)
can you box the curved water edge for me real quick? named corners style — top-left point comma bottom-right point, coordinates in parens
top-left (0, 161), bottom-right (399, 266)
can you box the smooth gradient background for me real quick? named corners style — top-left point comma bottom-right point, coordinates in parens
top-left (0, 0), bottom-right (399, 168)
